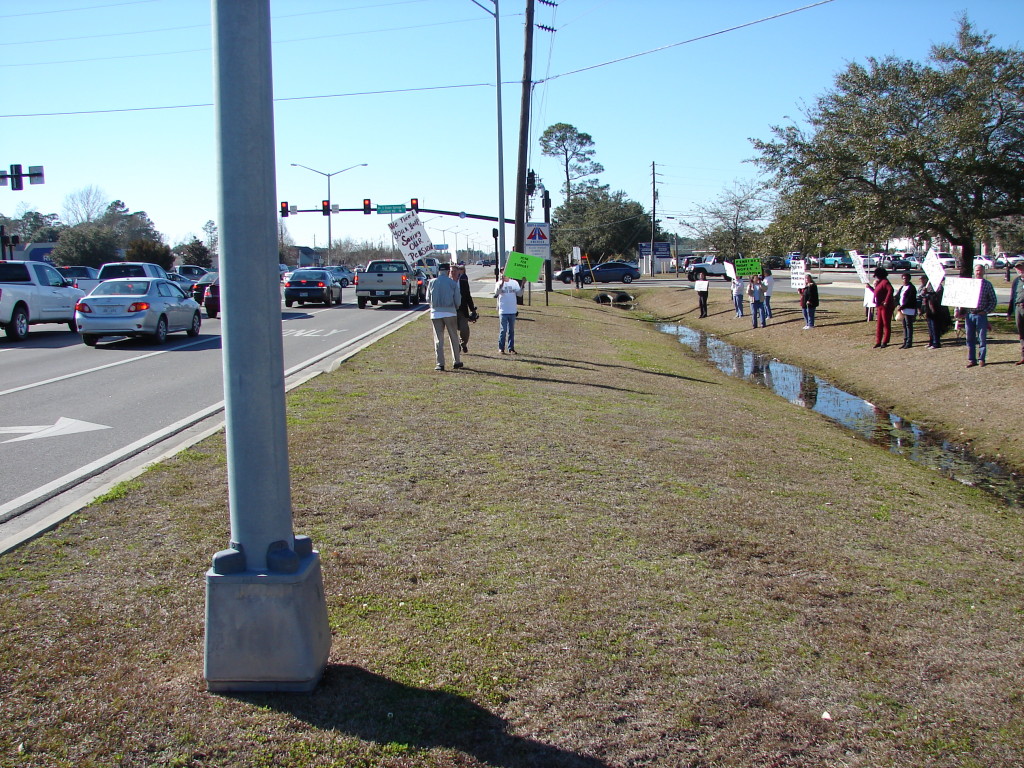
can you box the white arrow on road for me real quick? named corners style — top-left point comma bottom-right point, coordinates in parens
top-left (1, 417), bottom-right (111, 443)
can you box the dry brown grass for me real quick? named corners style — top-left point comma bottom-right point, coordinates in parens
top-left (1, 290), bottom-right (1022, 768)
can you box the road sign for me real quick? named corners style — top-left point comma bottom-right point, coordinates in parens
top-left (524, 222), bottom-right (551, 260)
top-left (637, 242), bottom-right (672, 257)
top-left (377, 204), bottom-right (407, 214)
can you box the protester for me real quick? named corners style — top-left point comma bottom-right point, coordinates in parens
top-left (731, 275), bottom-right (745, 318)
top-left (864, 285), bottom-right (876, 322)
top-left (427, 263), bottom-right (463, 371)
top-left (746, 274), bottom-right (766, 328)
top-left (494, 272), bottom-right (523, 354)
top-left (799, 274), bottom-right (819, 329)
top-left (696, 278), bottom-right (709, 318)
top-left (872, 267), bottom-right (895, 348)
top-left (762, 268), bottom-right (774, 319)
top-left (452, 264), bottom-right (477, 353)
top-left (965, 263), bottom-right (998, 368)
top-left (572, 261), bottom-right (583, 289)
top-left (918, 275), bottom-right (948, 350)
top-left (1009, 261), bottom-right (1024, 365)
top-left (896, 272), bottom-right (918, 348)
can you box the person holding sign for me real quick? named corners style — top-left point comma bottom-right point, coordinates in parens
top-left (746, 275), bottom-right (766, 328)
top-left (695, 279), bottom-right (709, 318)
top-left (965, 264), bottom-right (998, 368)
top-left (1009, 261), bottom-right (1024, 365)
top-left (762, 268), bottom-right (775, 319)
top-left (872, 267), bottom-right (895, 348)
top-left (896, 272), bottom-right (918, 348)
top-left (426, 263), bottom-right (463, 371)
top-left (799, 274), bottom-right (819, 329)
top-left (731, 275), bottom-right (745, 318)
top-left (494, 273), bottom-right (524, 354)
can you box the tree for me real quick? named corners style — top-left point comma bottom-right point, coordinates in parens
top-left (539, 123), bottom-right (604, 202)
top-left (684, 181), bottom-right (770, 259)
top-left (175, 238), bottom-right (214, 269)
top-left (1, 208), bottom-right (65, 243)
top-left (551, 185), bottom-right (653, 264)
top-left (49, 225), bottom-right (120, 268)
top-left (202, 220), bottom-right (219, 258)
top-left (62, 186), bottom-right (108, 225)
top-left (753, 18), bottom-right (1024, 275)
top-left (100, 200), bottom-right (161, 246)
top-left (126, 239), bottom-right (175, 270)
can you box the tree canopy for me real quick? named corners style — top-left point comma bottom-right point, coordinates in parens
top-left (684, 181), bottom-right (770, 260)
top-left (539, 123), bottom-right (604, 202)
top-left (752, 18), bottom-right (1024, 274)
top-left (551, 185), bottom-right (654, 264)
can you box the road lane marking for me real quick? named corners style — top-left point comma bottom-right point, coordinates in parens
top-left (1, 417), bottom-right (111, 443)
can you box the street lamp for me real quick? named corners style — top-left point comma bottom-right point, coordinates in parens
top-left (290, 162), bottom-right (367, 266)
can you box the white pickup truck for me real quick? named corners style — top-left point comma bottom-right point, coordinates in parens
top-left (354, 259), bottom-right (419, 309)
top-left (0, 260), bottom-right (85, 341)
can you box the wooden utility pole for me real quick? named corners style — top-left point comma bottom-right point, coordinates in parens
top-left (513, 0), bottom-right (535, 255)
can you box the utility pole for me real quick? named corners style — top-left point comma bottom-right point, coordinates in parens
top-left (650, 161), bottom-right (657, 277)
top-left (513, 0), bottom-right (535, 257)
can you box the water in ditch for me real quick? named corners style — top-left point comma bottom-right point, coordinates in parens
top-left (659, 323), bottom-right (1024, 509)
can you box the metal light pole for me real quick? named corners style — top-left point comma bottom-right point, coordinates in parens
top-left (290, 163), bottom-right (367, 265)
top-left (471, 0), bottom-right (507, 269)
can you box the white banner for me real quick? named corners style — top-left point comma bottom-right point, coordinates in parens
top-left (941, 276), bottom-right (982, 310)
top-left (851, 252), bottom-right (870, 285)
top-left (387, 211), bottom-right (435, 268)
top-left (790, 260), bottom-right (806, 289)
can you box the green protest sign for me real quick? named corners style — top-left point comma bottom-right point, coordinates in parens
top-left (734, 258), bottom-right (762, 277)
top-left (503, 251), bottom-right (544, 283)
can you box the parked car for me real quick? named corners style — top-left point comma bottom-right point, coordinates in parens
top-left (934, 252), bottom-right (956, 268)
top-left (325, 265), bottom-right (355, 287)
top-left (888, 258), bottom-right (912, 271)
top-left (284, 269), bottom-right (342, 307)
top-left (973, 255), bottom-right (994, 268)
top-left (75, 277), bottom-right (201, 346)
top-left (582, 261), bottom-right (641, 284)
top-left (822, 252), bottom-right (852, 268)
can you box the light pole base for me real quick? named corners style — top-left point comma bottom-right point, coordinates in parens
top-left (204, 551), bottom-right (331, 693)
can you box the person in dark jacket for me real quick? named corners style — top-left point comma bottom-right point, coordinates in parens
top-left (872, 267), bottom-right (895, 348)
top-left (918, 275), bottom-right (949, 349)
top-left (452, 264), bottom-right (477, 353)
top-left (799, 274), bottom-right (819, 329)
top-left (1008, 261), bottom-right (1024, 365)
top-left (896, 272), bottom-right (918, 348)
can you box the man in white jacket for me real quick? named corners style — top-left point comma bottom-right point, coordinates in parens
top-left (494, 273), bottom-right (523, 354)
top-left (427, 263), bottom-right (462, 370)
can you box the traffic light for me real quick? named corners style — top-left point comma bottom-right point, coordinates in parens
top-left (410, 198), bottom-right (419, 212)
top-left (363, 198), bottom-right (372, 214)
top-left (322, 200), bottom-right (330, 216)
top-left (280, 202), bottom-right (289, 218)
top-left (9, 165), bottom-right (23, 192)
top-left (526, 170), bottom-right (536, 196)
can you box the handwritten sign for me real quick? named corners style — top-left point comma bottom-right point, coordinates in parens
top-left (851, 252), bottom-right (870, 285)
top-left (790, 260), bottom-right (806, 289)
top-left (694, 280), bottom-right (709, 292)
top-left (941, 276), bottom-right (982, 310)
top-left (724, 260), bottom-right (737, 280)
top-left (387, 212), bottom-right (434, 268)
top-left (734, 258), bottom-right (761, 277)
top-left (923, 252), bottom-right (946, 290)
top-left (503, 251), bottom-right (544, 283)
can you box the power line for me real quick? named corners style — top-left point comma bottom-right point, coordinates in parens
top-left (0, 0), bottom-right (157, 20)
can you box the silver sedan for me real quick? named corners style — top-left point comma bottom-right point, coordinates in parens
top-left (75, 277), bottom-right (202, 346)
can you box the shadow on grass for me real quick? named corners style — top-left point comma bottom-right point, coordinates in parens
top-left (240, 664), bottom-right (611, 767)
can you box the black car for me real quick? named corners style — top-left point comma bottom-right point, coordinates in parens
top-left (582, 261), bottom-right (641, 284)
top-left (190, 272), bottom-right (220, 317)
top-left (283, 269), bottom-right (342, 307)
top-left (555, 267), bottom-right (575, 284)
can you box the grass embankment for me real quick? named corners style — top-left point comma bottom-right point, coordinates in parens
top-left (639, 282), bottom-right (1024, 472)
top-left (1, 290), bottom-right (1022, 768)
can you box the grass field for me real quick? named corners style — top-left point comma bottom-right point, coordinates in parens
top-left (1, 289), bottom-right (1022, 768)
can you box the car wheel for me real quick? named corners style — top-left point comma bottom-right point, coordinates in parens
top-left (582, 275), bottom-right (593, 285)
top-left (82, 334), bottom-right (99, 346)
top-left (401, 294), bottom-right (411, 308)
top-left (187, 311), bottom-right (201, 337)
top-left (285, 299), bottom-right (293, 307)
top-left (340, 278), bottom-right (349, 288)
top-left (622, 274), bottom-right (633, 284)
top-left (324, 291), bottom-right (332, 307)
top-left (357, 297), bottom-right (367, 309)
top-left (68, 320), bottom-right (78, 333)
top-left (561, 275), bottom-right (572, 284)
top-left (152, 316), bottom-right (168, 345)
top-left (5, 305), bottom-right (29, 341)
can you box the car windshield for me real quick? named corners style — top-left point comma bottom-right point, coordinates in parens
top-left (92, 280), bottom-right (152, 296)
top-left (291, 271), bottom-right (326, 281)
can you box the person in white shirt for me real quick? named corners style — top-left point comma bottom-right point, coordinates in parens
top-left (762, 268), bottom-right (775, 319)
top-left (427, 263), bottom-right (462, 370)
top-left (493, 273), bottom-right (524, 354)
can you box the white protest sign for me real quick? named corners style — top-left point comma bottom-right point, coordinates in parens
top-left (572, 246), bottom-right (581, 264)
top-left (851, 251), bottom-right (870, 285)
top-left (724, 260), bottom-right (737, 280)
top-left (941, 276), bottom-right (982, 310)
top-left (790, 260), bottom-right (806, 289)
top-left (923, 252), bottom-right (946, 290)
top-left (387, 211), bottom-right (434, 268)
top-left (864, 285), bottom-right (876, 308)
top-left (694, 280), bottom-right (709, 292)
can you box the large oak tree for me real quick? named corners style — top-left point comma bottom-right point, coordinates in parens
top-left (753, 18), bottom-right (1024, 275)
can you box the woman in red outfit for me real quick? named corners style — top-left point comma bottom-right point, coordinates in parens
top-left (872, 267), bottom-right (895, 348)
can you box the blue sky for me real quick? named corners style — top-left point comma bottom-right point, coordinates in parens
top-left (2, 0), bottom-right (1021, 257)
